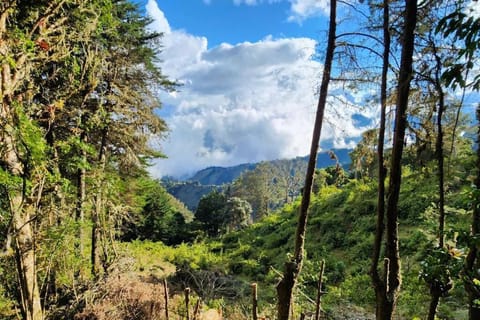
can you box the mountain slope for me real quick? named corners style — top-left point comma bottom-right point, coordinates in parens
top-left (164, 148), bottom-right (352, 211)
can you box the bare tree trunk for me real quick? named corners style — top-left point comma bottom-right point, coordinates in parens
top-left (276, 1), bottom-right (336, 319)
top-left (163, 279), bottom-right (170, 320)
top-left (382, 0), bottom-right (418, 317)
top-left (91, 129), bottom-right (108, 279)
top-left (76, 127), bottom-right (87, 258)
top-left (427, 292), bottom-right (440, 320)
top-left (185, 287), bottom-right (191, 320)
top-left (314, 260), bottom-right (325, 320)
top-left (370, 0), bottom-right (390, 317)
top-left (252, 283), bottom-right (258, 320)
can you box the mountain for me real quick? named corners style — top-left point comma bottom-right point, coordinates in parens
top-left (189, 163), bottom-right (257, 186)
top-left (163, 148), bottom-right (352, 211)
top-left (189, 148), bottom-right (352, 186)
top-left (161, 180), bottom-right (218, 212)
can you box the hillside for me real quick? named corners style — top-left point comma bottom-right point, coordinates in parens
top-left (109, 163), bottom-right (471, 319)
top-left (164, 148), bottom-right (352, 211)
top-left (189, 163), bottom-right (257, 185)
top-left (189, 148), bottom-right (352, 186)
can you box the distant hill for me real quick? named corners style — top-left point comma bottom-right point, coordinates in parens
top-left (189, 148), bottom-right (352, 186)
top-left (189, 163), bottom-right (256, 186)
top-left (161, 180), bottom-right (218, 212)
top-left (163, 148), bottom-right (352, 211)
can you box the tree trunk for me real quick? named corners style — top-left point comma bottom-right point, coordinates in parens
top-left (76, 128), bottom-right (87, 259)
top-left (371, 0), bottom-right (390, 316)
top-left (1, 97), bottom-right (43, 320)
top-left (382, 0), bottom-right (418, 317)
top-left (13, 197), bottom-right (43, 320)
top-left (91, 128), bottom-right (108, 279)
top-left (276, 1), bottom-right (336, 318)
top-left (427, 292), bottom-right (440, 320)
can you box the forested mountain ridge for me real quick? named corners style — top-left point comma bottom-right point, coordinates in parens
top-left (163, 148), bottom-right (352, 211)
top-left (187, 148), bottom-right (351, 186)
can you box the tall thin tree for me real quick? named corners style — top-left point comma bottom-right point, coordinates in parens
top-left (370, 0), bottom-right (390, 317)
top-left (276, 0), bottom-right (336, 318)
top-left (381, 0), bottom-right (418, 318)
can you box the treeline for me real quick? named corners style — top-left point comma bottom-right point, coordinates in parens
top-left (0, 1), bottom-right (174, 319)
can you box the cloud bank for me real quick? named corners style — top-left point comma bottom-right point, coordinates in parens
top-left (147, 0), bottom-right (375, 178)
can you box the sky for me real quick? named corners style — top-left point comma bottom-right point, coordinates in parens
top-left (144, 1), bottom-right (480, 179)
top-left (144, 0), bottom-right (378, 178)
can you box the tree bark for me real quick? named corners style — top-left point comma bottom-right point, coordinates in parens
top-left (382, 0), bottom-right (418, 318)
top-left (91, 128), bottom-right (108, 279)
top-left (1, 97), bottom-right (43, 320)
top-left (76, 126), bottom-right (87, 259)
top-left (13, 197), bottom-right (43, 320)
top-left (370, 0), bottom-right (390, 317)
top-left (276, 1), bottom-right (336, 319)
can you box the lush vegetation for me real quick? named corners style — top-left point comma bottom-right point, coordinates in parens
top-left (1, 0), bottom-right (480, 319)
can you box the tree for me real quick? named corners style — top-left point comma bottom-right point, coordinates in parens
top-left (0, 2), bottom-right (89, 318)
top-left (224, 197), bottom-right (252, 232)
top-left (350, 129), bottom-right (379, 179)
top-left (369, 0), bottom-right (390, 318)
top-left (1, 1), bottom-right (174, 316)
top-left (232, 162), bottom-right (279, 219)
top-left (437, 2), bottom-right (480, 318)
top-left (381, 0), bottom-right (417, 317)
top-left (195, 190), bottom-right (229, 237)
top-left (276, 0), bottom-right (336, 318)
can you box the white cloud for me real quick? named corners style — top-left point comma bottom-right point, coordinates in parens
top-left (233, 0), bottom-right (282, 5)
top-left (147, 1), bottom-right (375, 178)
top-left (146, 0), bottom-right (171, 34)
top-left (229, 0), bottom-right (330, 21)
top-left (466, 0), bottom-right (480, 19)
top-left (287, 0), bottom-right (329, 22)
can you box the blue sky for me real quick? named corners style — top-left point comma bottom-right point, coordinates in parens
top-left (155, 1), bottom-right (328, 47)
top-left (145, 0), bottom-right (379, 178)
top-left (144, 0), bottom-right (480, 179)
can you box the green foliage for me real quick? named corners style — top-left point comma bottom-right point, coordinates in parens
top-left (194, 190), bottom-right (253, 237)
top-left (420, 246), bottom-right (462, 296)
top-left (195, 190), bottom-right (229, 237)
top-left (437, 0), bottom-right (480, 90)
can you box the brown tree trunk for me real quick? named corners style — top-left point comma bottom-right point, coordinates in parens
top-left (276, 1), bottom-right (336, 319)
top-left (91, 128), bottom-right (108, 279)
top-left (370, 0), bottom-right (390, 316)
top-left (427, 292), bottom-right (440, 320)
top-left (13, 197), bottom-right (43, 320)
top-left (382, 0), bottom-right (418, 317)
top-left (76, 128), bottom-right (87, 258)
top-left (314, 260), bottom-right (325, 320)
top-left (251, 283), bottom-right (258, 320)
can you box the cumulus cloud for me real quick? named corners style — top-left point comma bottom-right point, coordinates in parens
top-left (287, 0), bottom-right (329, 22)
top-left (145, 0), bottom-right (171, 34)
top-left (466, 0), bottom-right (480, 18)
top-left (229, 0), bottom-right (329, 21)
top-left (146, 0), bottom-right (375, 178)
